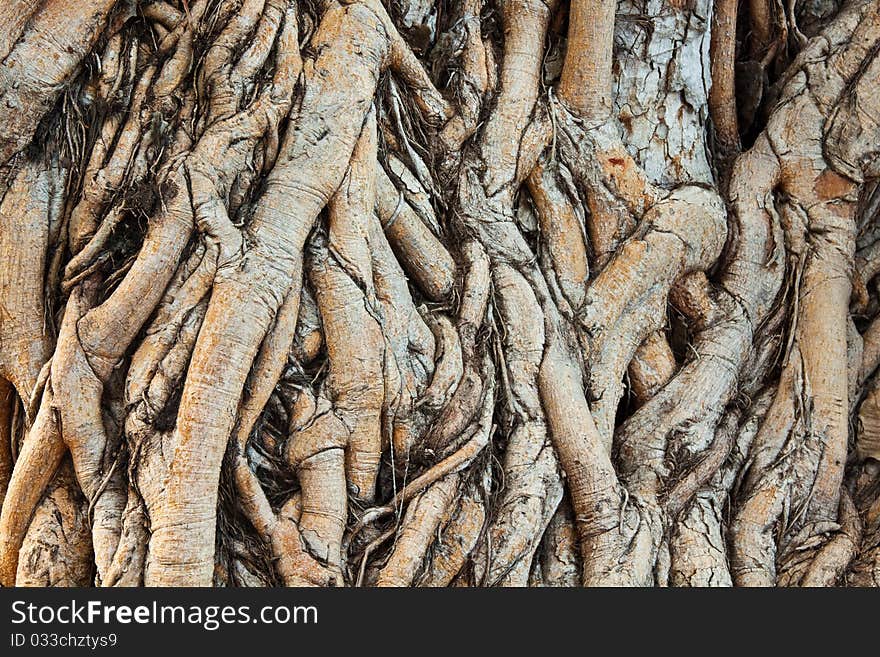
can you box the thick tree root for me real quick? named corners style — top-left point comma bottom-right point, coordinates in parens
top-left (2, 0), bottom-right (880, 588)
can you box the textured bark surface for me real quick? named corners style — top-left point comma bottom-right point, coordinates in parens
top-left (1, 0), bottom-right (879, 587)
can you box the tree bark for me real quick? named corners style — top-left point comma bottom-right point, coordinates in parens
top-left (1, 0), bottom-right (879, 587)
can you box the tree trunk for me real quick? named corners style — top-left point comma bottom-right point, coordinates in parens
top-left (1, 0), bottom-right (879, 587)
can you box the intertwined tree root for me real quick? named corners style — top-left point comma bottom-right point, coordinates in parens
top-left (1, 0), bottom-right (880, 586)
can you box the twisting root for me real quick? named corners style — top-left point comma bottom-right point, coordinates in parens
top-left (416, 481), bottom-right (487, 587)
top-left (3, 0), bottom-right (880, 590)
top-left (355, 366), bottom-right (495, 531)
top-left (731, 0), bottom-right (880, 586)
top-left (708, 0), bottom-right (741, 158)
top-left (375, 474), bottom-right (461, 587)
top-left (0, 385), bottom-right (65, 585)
